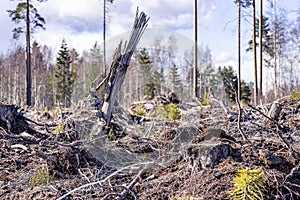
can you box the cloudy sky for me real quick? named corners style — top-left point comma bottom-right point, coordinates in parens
top-left (0, 0), bottom-right (299, 82)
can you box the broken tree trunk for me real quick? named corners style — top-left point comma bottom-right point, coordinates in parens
top-left (99, 9), bottom-right (149, 126)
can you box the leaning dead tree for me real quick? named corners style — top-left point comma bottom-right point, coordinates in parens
top-left (96, 9), bottom-right (149, 127)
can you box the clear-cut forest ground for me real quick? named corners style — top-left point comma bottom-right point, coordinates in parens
top-left (0, 93), bottom-right (300, 199)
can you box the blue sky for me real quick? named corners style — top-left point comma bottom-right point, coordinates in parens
top-left (0, 0), bottom-right (299, 82)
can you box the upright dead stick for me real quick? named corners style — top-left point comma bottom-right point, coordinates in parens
top-left (100, 8), bottom-right (149, 126)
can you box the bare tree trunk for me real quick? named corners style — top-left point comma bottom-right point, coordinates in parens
top-left (273, 3), bottom-right (277, 99)
top-left (193, 0), bottom-right (198, 98)
top-left (252, 0), bottom-right (258, 105)
top-left (26, 0), bottom-right (32, 106)
top-left (237, 0), bottom-right (241, 101)
top-left (0, 64), bottom-right (2, 100)
top-left (259, 0), bottom-right (263, 103)
top-left (14, 59), bottom-right (19, 105)
top-left (103, 0), bottom-right (107, 78)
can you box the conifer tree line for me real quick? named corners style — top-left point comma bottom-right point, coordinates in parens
top-left (234, 0), bottom-right (300, 102)
top-left (1, 2), bottom-right (300, 109)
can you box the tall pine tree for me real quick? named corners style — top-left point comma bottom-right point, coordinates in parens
top-left (54, 40), bottom-right (76, 108)
top-left (7, 0), bottom-right (47, 106)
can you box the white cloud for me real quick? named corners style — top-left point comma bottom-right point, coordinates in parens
top-left (38, 0), bottom-right (100, 21)
top-left (215, 52), bottom-right (235, 63)
top-left (0, 0), bottom-right (218, 54)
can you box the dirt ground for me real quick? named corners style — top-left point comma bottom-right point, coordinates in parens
top-left (0, 96), bottom-right (300, 199)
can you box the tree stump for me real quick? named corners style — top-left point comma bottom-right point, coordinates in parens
top-left (268, 101), bottom-right (282, 120)
top-left (187, 142), bottom-right (232, 171)
top-left (0, 104), bottom-right (34, 134)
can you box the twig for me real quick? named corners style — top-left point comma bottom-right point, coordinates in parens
top-left (95, 76), bottom-right (108, 92)
top-left (23, 115), bottom-right (57, 127)
top-left (127, 168), bottom-right (144, 190)
top-left (284, 162), bottom-right (300, 182)
top-left (57, 162), bottom-right (154, 200)
top-left (218, 75), bottom-right (253, 148)
top-left (144, 120), bottom-right (154, 138)
top-left (248, 103), bottom-right (300, 160)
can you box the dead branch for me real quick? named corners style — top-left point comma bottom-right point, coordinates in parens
top-left (22, 115), bottom-right (57, 127)
top-left (34, 149), bottom-right (57, 163)
top-left (95, 76), bottom-right (108, 92)
top-left (284, 162), bottom-right (300, 182)
top-left (57, 162), bottom-right (154, 200)
top-left (248, 103), bottom-right (300, 160)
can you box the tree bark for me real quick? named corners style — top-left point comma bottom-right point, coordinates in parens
top-left (193, 0), bottom-right (198, 98)
top-left (273, 0), bottom-right (277, 98)
top-left (103, 0), bottom-right (107, 77)
top-left (237, 0), bottom-right (241, 101)
top-left (259, 0), bottom-right (263, 102)
top-left (26, 0), bottom-right (32, 106)
top-left (100, 10), bottom-right (149, 126)
top-left (252, 0), bottom-right (258, 105)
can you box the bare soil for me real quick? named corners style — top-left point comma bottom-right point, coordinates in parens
top-left (1, 97), bottom-right (300, 199)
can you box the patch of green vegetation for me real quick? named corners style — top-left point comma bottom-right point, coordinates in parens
top-left (54, 120), bottom-right (64, 137)
top-left (154, 103), bottom-right (181, 120)
top-left (29, 166), bottom-right (55, 187)
top-left (166, 103), bottom-right (181, 120)
top-left (227, 168), bottom-right (265, 200)
top-left (154, 103), bottom-right (168, 119)
top-left (108, 129), bottom-right (116, 140)
top-left (133, 103), bottom-right (146, 116)
top-left (290, 90), bottom-right (300, 99)
top-left (197, 92), bottom-right (210, 106)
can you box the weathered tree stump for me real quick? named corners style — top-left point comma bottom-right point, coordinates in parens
top-left (187, 142), bottom-right (232, 171)
top-left (186, 128), bottom-right (235, 172)
top-left (268, 101), bottom-right (282, 120)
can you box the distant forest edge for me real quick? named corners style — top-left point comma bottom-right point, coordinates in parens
top-left (0, 34), bottom-right (299, 110)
